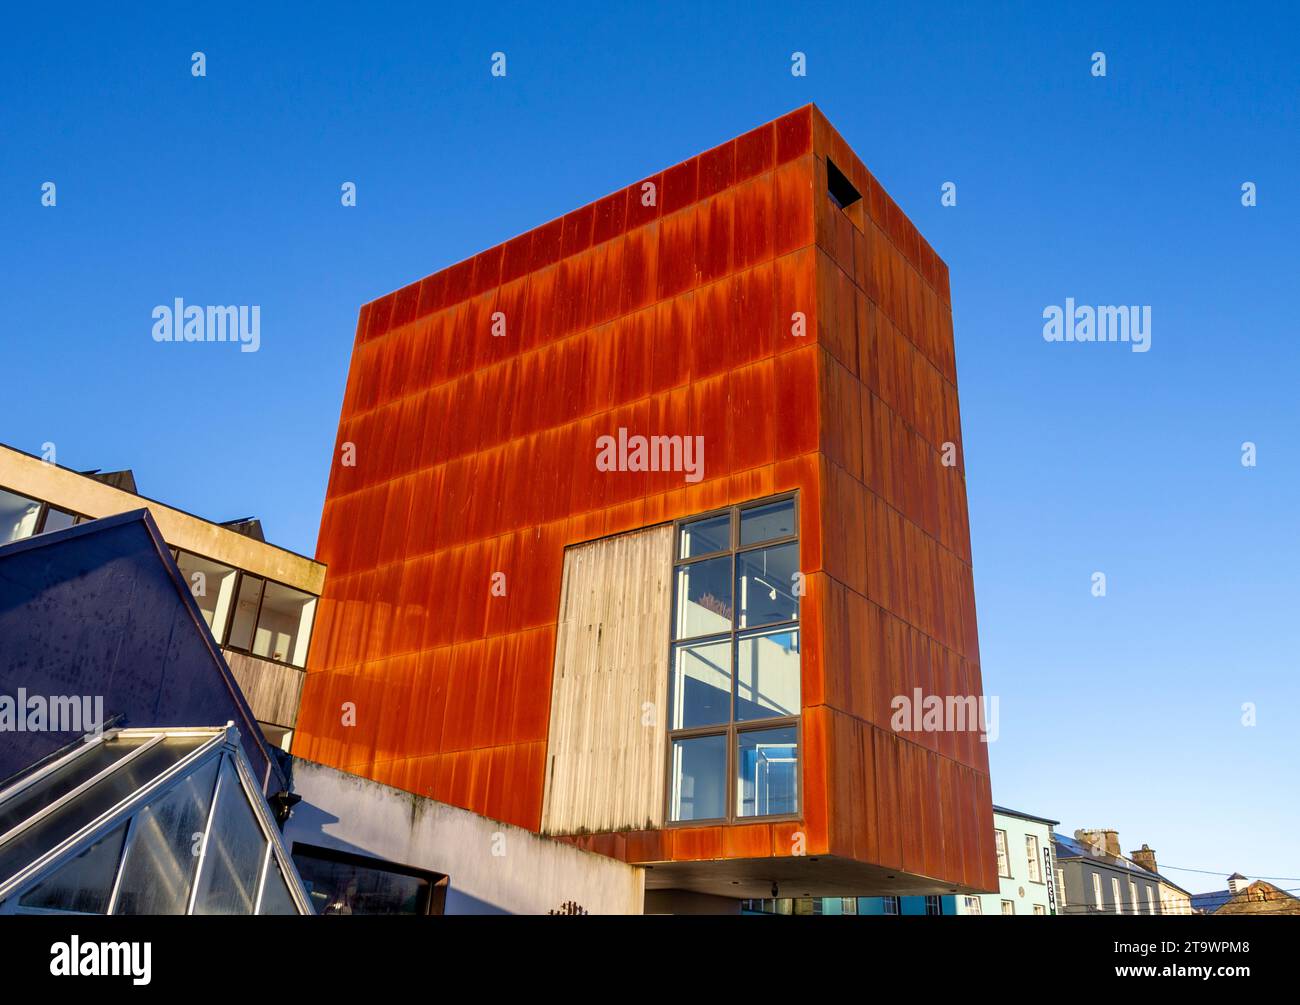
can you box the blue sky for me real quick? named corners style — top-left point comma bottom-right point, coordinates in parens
top-left (3, 2), bottom-right (1297, 893)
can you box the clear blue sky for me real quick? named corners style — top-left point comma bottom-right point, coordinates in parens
top-left (3, 2), bottom-right (1296, 894)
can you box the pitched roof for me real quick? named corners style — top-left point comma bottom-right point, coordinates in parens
top-left (1054, 834), bottom-right (1161, 880)
top-left (0, 509), bottom-right (279, 791)
top-left (1213, 880), bottom-right (1300, 916)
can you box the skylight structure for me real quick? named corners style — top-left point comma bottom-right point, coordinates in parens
top-left (0, 724), bottom-right (312, 914)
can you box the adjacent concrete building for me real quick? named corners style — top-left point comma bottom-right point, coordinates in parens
top-left (283, 758), bottom-right (645, 915)
top-left (0, 443), bottom-right (325, 749)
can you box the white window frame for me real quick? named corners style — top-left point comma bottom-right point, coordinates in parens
top-left (1025, 833), bottom-right (1042, 882)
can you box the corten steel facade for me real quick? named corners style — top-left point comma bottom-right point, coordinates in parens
top-left (293, 104), bottom-right (995, 898)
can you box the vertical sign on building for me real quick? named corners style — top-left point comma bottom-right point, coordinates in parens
top-left (1044, 844), bottom-right (1057, 915)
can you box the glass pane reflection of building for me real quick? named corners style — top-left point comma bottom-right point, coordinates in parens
top-left (667, 496), bottom-right (801, 824)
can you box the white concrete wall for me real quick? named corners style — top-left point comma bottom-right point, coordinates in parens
top-left (285, 758), bottom-right (645, 915)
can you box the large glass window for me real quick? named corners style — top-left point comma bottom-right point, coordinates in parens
top-left (41, 507), bottom-right (78, 534)
top-left (292, 844), bottom-right (446, 915)
top-left (0, 488), bottom-right (43, 543)
top-left (667, 495), bottom-right (800, 824)
top-left (222, 572), bottom-right (316, 668)
top-left (669, 639), bottom-right (731, 729)
top-left (175, 551), bottom-right (239, 642)
top-left (669, 734), bottom-right (727, 821)
top-left (736, 726), bottom-right (798, 817)
top-left (251, 581), bottom-right (316, 667)
top-left (226, 575), bottom-right (265, 652)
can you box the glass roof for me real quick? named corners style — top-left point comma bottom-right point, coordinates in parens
top-left (0, 726), bottom-right (312, 915)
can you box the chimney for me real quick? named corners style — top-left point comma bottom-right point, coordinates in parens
top-left (1076, 829), bottom-right (1121, 859)
top-left (1130, 844), bottom-right (1158, 873)
top-left (1227, 873), bottom-right (1249, 895)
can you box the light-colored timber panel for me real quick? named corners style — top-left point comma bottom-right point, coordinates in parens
top-left (225, 650), bottom-right (306, 729)
top-left (541, 524), bottom-right (673, 835)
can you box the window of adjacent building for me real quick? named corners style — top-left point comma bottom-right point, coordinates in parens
top-left (1057, 869), bottom-right (1067, 908)
top-left (292, 843), bottom-right (445, 915)
top-left (793, 897), bottom-right (821, 916)
top-left (1129, 880), bottom-right (1139, 915)
top-left (924, 895), bottom-right (942, 916)
top-left (1001, 899), bottom-right (1015, 915)
top-left (1111, 877), bottom-right (1122, 914)
top-left (0, 489), bottom-right (86, 543)
top-left (1145, 886), bottom-right (1155, 915)
top-left (1033, 904), bottom-right (1047, 916)
top-left (41, 507), bottom-right (78, 534)
top-left (0, 488), bottom-right (42, 543)
top-left (963, 896), bottom-right (982, 915)
top-left (222, 571), bottom-right (317, 669)
top-left (882, 896), bottom-right (900, 916)
top-left (175, 550), bottom-right (239, 642)
top-left (1092, 873), bottom-right (1103, 909)
top-left (668, 496), bottom-right (800, 824)
top-left (227, 575), bottom-right (266, 652)
top-left (995, 828), bottom-right (1010, 877)
top-left (1025, 834), bottom-right (1042, 882)
top-left (840, 897), bottom-right (857, 915)
top-left (251, 581), bottom-right (316, 666)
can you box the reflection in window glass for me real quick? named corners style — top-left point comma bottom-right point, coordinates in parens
top-left (735, 628), bottom-right (800, 721)
top-left (740, 499), bottom-right (795, 546)
top-left (678, 513), bottom-right (730, 558)
top-left (192, 759), bottom-right (268, 915)
top-left (669, 734), bottom-right (726, 822)
top-left (673, 556), bottom-right (732, 639)
top-left (0, 488), bottom-right (42, 543)
top-left (113, 756), bottom-right (220, 915)
top-left (19, 823), bottom-right (128, 914)
top-left (667, 497), bottom-right (802, 825)
top-left (736, 542), bottom-right (799, 628)
top-left (252, 581), bottom-right (316, 667)
top-left (736, 727), bottom-right (798, 817)
top-left (293, 847), bottom-right (436, 915)
top-left (226, 575), bottom-right (265, 651)
top-left (175, 551), bottom-right (239, 643)
top-left (669, 639), bottom-right (731, 730)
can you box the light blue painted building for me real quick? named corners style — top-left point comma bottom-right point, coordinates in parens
top-left (745, 806), bottom-right (1060, 916)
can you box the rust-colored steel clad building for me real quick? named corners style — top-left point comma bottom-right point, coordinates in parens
top-left (293, 104), bottom-right (996, 900)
